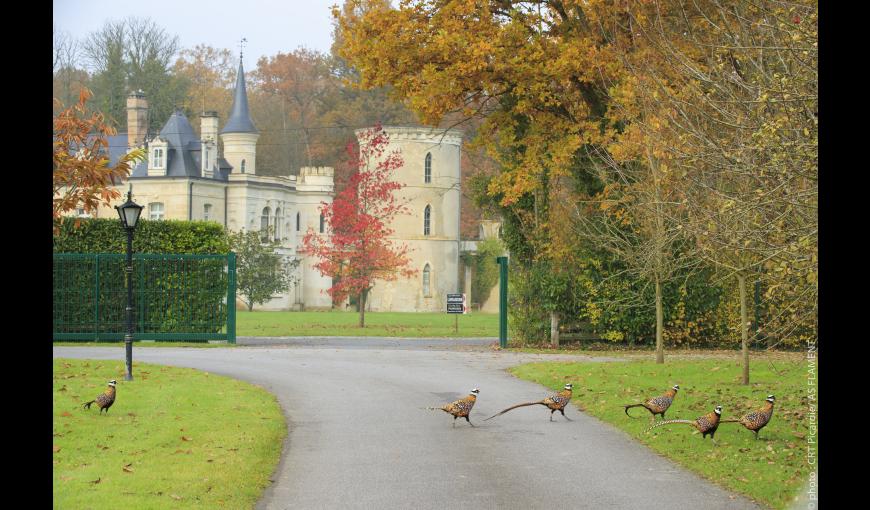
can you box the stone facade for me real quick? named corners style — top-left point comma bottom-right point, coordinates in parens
top-left (361, 126), bottom-right (463, 312)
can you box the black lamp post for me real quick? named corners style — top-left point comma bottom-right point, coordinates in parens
top-left (115, 188), bottom-right (143, 381)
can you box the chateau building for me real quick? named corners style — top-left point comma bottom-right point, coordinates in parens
top-left (79, 59), bottom-right (501, 311)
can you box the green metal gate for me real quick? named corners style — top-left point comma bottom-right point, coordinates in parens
top-left (53, 253), bottom-right (236, 343)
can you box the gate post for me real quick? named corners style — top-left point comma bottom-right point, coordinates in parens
top-left (497, 256), bottom-right (508, 348)
top-left (227, 252), bottom-right (237, 344)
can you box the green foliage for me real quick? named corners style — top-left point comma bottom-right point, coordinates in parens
top-left (53, 217), bottom-right (230, 254)
top-left (228, 229), bottom-right (300, 311)
top-left (507, 265), bottom-right (550, 343)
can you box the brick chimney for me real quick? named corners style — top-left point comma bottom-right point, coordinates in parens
top-left (126, 90), bottom-right (148, 149)
top-left (200, 111), bottom-right (219, 144)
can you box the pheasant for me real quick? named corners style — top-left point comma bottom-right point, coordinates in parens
top-left (623, 384), bottom-right (679, 424)
top-left (484, 383), bottom-right (574, 422)
top-left (426, 388), bottom-right (479, 427)
top-left (719, 395), bottom-right (776, 440)
top-left (645, 405), bottom-right (722, 440)
top-left (82, 380), bottom-right (117, 414)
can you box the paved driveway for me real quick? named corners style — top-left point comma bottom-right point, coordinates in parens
top-left (54, 342), bottom-right (761, 509)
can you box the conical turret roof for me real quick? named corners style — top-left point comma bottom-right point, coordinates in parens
top-left (221, 60), bottom-right (258, 134)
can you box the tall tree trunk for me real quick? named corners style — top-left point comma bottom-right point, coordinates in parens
top-left (655, 273), bottom-right (664, 364)
top-left (738, 273), bottom-right (750, 384)
top-left (358, 290), bottom-right (367, 328)
top-left (550, 311), bottom-right (560, 348)
top-left (247, 300), bottom-right (253, 312)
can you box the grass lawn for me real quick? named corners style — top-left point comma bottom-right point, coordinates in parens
top-left (53, 358), bottom-right (286, 509)
top-left (236, 310), bottom-right (499, 337)
top-left (509, 355), bottom-right (814, 509)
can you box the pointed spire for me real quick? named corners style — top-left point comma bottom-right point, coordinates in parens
top-left (221, 60), bottom-right (258, 134)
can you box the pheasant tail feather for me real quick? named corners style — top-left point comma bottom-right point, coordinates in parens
top-left (645, 419), bottom-right (694, 433)
top-left (484, 401), bottom-right (544, 421)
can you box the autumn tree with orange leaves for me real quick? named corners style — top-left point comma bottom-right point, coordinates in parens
top-left (302, 125), bottom-right (416, 327)
top-left (53, 88), bottom-right (145, 234)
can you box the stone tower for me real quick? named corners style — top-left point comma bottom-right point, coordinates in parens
top-left (358, 126), bottom-right (464, 312)
top-left (220, 60), bottom-right (258, 174)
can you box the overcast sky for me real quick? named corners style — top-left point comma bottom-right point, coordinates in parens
top-left (53, 0), bottom-right (339, 67)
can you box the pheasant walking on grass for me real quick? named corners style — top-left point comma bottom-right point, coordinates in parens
top-left (623, 384), bottom-right (679, 424)
top-left (82, 380), bottom-right (117, 414)
top-left (719, 395), bottom-right (776, 440)
top-left (427, 389), bottom-right (480, 427)
top-left (646, 405), bottom-right (722, 440)
top-left (485, 383), bottom-right (574, 422)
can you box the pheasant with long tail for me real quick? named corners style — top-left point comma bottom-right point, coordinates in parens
top-left (485, 383), bottom-right (574, 422)
top-left (646, 405), bottom-right (722, 440)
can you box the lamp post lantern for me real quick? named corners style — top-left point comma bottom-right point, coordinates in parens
top-left (115, 188), bottom-right (143, 381)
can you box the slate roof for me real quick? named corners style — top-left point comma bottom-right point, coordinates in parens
top-left (221, 61), bottom-right (258, 134)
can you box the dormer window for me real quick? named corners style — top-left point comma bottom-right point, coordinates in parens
top-left (152, 148), bottom-right (164, 168)
top-left (148, 138), bottom-right (169, 176)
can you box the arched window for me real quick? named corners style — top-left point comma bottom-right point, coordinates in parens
top-left (274, 208), bottom-right (282, 241)
top-left (261, 207), bottom-right (271, 241)
top-left (424, 152), bottom-right (432, 183)
top-left (241, 159), bottom-right (246, 173)
top-left (319, 213), bottom-right (325, 233)
top-left (296, 211), bottom-right (301, 231)
top-left (423, 205), bottom-right (431, 236)
top-left (423, 264), bottom-right (431, 297)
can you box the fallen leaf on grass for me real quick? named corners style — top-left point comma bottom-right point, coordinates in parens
top-left (60, 411), bottom-right (72, 417)
top-left (53, 445), bottom-right (61, 453)
top-left (181, 436), bottom-right (193, 441)
top-left (123, 464), bottom-right (134, 473)
top-left (90, 478), bottom-right (101, 485)
top-left (170, 494), bottom-right (182, 501)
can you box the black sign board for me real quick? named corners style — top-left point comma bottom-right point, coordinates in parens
top-left (447, 293), bottom-right (466, 314)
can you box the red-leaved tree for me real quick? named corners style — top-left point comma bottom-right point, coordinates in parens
top-left (302, 124), bottom-right (416, 327)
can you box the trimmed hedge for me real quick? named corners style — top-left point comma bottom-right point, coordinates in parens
top-left (53, 217), bottom-right (230, 254)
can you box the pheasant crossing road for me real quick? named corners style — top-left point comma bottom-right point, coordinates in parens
top-left (54, 343), bottom-right (762, 510)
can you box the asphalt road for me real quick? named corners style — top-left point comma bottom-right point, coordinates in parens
top-left (54, 342), bottom-right (761, 510)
